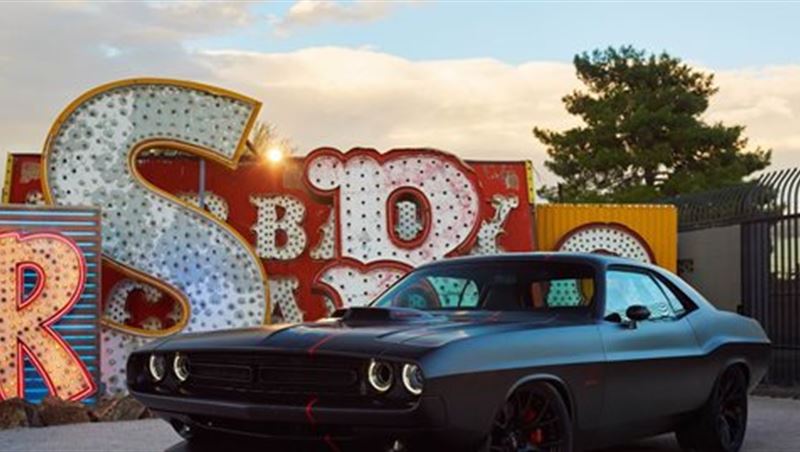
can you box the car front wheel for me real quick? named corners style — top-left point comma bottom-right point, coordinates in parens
top-left (485, 382), bottom-right (573, 452)
top-left (676, 366), bottom-right (749, 452)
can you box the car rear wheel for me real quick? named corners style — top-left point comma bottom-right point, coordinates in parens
top-left (676, 366), bottom-right (748, 452)
top-left (486, 382), bottom-right (573, 452)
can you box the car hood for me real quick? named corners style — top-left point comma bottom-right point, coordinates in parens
top-left (150, 307), bottom-right (577, 357)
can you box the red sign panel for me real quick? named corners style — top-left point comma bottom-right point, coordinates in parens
top-left (6, 151), bottom-right (535, 326)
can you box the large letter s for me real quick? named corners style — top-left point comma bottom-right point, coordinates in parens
top-left (41, 79), bottom-right (270, 391)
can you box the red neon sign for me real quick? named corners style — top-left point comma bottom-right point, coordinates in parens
top-left (0, 232), bottom-right (95, 401)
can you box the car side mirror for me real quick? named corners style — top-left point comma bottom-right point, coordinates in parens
top-left (623, 305), bottom-right (651, 329)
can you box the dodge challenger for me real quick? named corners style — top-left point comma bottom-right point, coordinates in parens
top-left (128, 253), bottom-right (770, 452)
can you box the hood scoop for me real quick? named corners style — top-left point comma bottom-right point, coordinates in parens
top-left (331, 307), bottom-right (434, 323)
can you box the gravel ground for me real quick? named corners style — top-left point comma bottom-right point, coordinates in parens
top-left (0, 396), bottom-right (797, 451)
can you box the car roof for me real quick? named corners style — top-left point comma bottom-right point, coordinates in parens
top-left (416, 252), bottom-right (648, 271)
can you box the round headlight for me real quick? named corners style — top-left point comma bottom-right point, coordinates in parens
top-left (367, 360), bottom-right (393, 393)
top-left (148, 354), bottom-right (166, 382)
top-left (173, 353), bottom-right (190, 382)
top-left (401, 364), bottom-right (424, 395)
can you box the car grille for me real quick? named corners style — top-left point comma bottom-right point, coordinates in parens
top-left (181, 352), bottom-right (369, 406)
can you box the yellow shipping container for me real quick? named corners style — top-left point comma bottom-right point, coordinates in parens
top-left (535, 203), bottom-right (678, 272)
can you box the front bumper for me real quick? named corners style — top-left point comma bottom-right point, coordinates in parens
top-left (132, 390), bottom-right (448, 442)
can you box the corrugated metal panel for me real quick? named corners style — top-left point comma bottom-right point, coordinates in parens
top-left (535, 203), bottom-right (678, 272)
top-left (0, 205), bottom-right (101, 404)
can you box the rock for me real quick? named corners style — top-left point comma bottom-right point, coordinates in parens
top-left (24, 400), bottom-right (42, 427)
top-left (0, 395), bottom-right (150, 428)
top-left (753, 384), bottom-right (800, 399)
top-left (140, 407), bottom-right (153, 420)
top-left (38, 396), bottom-right (92, 426)
top-left (91, 395), bottom-right (148, 422)
top-left (88, 397), bottom-right (115, 422)
top-left (0, 398), bottom-right (38, 429)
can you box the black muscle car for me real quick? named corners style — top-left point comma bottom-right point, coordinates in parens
top-left (128, 253), bottom-right (770, 452)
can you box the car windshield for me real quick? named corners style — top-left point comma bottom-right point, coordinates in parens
top-left (371, 261), bottom-right (596, 311)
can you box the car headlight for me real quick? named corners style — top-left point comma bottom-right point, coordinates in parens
top-left (148, 354), bottom-right (166, 382)
top-left (401, 363), bottom-right (424, 395)
top-left (367, 359), bottom-right (393, 393)
top-left (173, 353), bottom-right (190, 383)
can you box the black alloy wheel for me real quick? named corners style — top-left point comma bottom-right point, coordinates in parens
top-left (489, 383), bottom-right (572, 452)
top-left (676, 366), bottom-right (749, 452)
top-left (715, 368), bottom-right (748, 450)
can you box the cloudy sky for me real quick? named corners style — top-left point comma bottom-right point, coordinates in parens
top-left (1, 1), bottom-right (798, 187)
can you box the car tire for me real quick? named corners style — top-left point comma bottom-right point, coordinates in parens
top-left (675, 366), bottom-right (749, 452)
top-left (482, 381), bottom-right (574, 452)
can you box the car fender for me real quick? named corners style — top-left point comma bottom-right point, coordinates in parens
top-left (506, 373), bottom-right (577, 424)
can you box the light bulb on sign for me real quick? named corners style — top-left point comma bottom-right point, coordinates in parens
top-left (265, 147), bottom-right (284, 163)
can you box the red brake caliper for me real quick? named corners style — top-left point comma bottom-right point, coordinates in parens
top-left (524, 409), bottom-right (543, 445)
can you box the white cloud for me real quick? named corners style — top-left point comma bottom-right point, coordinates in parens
top-left (196, 48), bottom-right (800, 186)
top-left (270, 0), bottom-right (403, 36)
top-left (0, 3), bottom-right (798, 191)
top-left (0, 2), bottom-right (254, 156)
top-left (706, 65), bottom-right (800, 170)
top-left (199, 47), bottom-right (579, 187)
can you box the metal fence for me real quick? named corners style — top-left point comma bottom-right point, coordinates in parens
top-left (666, 168), bottom-right (800, 386)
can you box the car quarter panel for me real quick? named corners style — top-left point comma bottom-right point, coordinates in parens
top-left (686, 307), bottom-right (771, 391)
top-left (658, 265), bottom-right (771, 390)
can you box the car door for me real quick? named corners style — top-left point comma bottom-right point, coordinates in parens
top-left (598, 266), bottom-right (703, 427)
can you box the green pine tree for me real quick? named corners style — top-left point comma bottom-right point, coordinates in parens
top-left (534, 46), bottom-right (771, 203)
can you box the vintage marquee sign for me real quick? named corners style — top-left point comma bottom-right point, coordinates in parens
top-left (7, 152), bottom-right (535, 317)
top-left (4, 79), bottom-right (537, 393)
top-left (0, 205), bottom-right (101, 403)
top-left (536, 204), bottom-right (677, 272)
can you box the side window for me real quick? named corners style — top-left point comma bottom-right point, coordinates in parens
top-left (605, 270), bottom-right (678, 321)
top-left (426, 276), bottom-right (480, 308)
top-left (531, 278), bottom-right (594, 308)
top-left (653, 277), bottom-right (687, 317)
